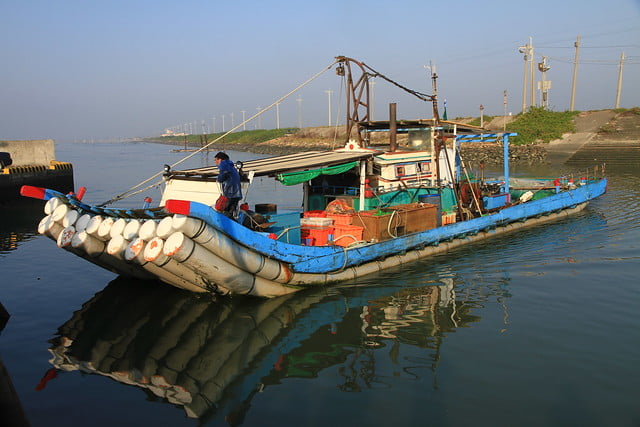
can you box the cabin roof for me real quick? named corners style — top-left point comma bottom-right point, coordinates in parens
top-left (359, 119), bottom-right (484, 134)
top-left (168, 150), bottom-right (380, 179)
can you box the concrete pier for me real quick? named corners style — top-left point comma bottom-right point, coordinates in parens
top-left (0, 139), bottom-right (74, 200)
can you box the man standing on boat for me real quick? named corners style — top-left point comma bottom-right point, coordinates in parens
top-left (214, 151), bottom-right (242, 217)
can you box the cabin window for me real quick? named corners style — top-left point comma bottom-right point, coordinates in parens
top-left (419, 162), bottom-right (431, 173)
top-left (395, 165), bottom-right (406, 177)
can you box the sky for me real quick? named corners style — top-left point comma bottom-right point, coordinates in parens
top-left (1, 0), bottom-right (639, 142)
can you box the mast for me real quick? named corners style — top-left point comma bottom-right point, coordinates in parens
top-left (428, 64), bottom-right (464, 220)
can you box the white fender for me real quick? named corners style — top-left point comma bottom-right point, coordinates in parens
top-left (75, 213), bottom-right (93, 232)
top-left (109, 218), bottom-right (128, 239)
top-left (62, 209), bottom-right (79, 227)
top-left (139, 219), bottom-right (158, 241)
top-left (51, 203), bottom-right (70, 223)
top-left (123, 220), bottom-right (142, 241)
top-left (97, 217), bottom-right (116, 241)
top-left (38, 215), bottom-right (63, 240)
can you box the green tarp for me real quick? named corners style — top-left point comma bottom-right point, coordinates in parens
top-left (276, 161), bottom-right (359, 186)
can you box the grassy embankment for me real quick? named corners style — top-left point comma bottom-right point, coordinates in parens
top-left (155, 107), bottom-right (638, 151)
top-left (155, 128), bottom-right (299, 148)
top-left (467, 107), bottom-right (579, 145)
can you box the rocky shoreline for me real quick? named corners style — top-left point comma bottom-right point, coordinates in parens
top-left (148, 109), bottom-right (636, 166)
top-left (150, 137), bottom-right (548, 166)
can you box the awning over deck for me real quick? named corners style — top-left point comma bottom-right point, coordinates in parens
top-left (167, 150), bottom-right (380, 181)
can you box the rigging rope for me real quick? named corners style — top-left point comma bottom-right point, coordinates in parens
top-left (360, 61), bottom-right (434, 102)
top-left (99, 58), bottom-right (341, 207)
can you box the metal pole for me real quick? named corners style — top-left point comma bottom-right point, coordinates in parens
top-left (615, 52), bottom-right (625, 109)
top-left (325, 90), bottom-right (333, 126)
top-left (503, 90), bottom-right (508, 132)
top-left (296, 97), bottom-right (302, 128)
top-left (389, 103), bottom-right (397, 152)
top-left (502, 134), bottom-right (510, 195)
top-left (570, 35), bottom-right (580, 111)
top-left (519, 43), bottom-right (528, 113)
top-left (370, 78), bottom-right (375, 121)
top-left (529, 36), bottom-right (535, 108)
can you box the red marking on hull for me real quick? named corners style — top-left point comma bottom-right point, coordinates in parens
top-left (165, 199), bottom-right (191, 215)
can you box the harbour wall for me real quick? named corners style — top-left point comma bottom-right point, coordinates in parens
top-left (0, 139), bottom-right (74, 200)
top-left (0, 139), bottom-right (56, 166)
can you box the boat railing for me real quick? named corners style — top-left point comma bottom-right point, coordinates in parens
top-left (275, 225), bottom-right (303, 244)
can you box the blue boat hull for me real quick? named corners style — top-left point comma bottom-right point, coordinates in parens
top-left (21, 178), bottom-right (607, 297)
top-left (166, 178), bottom-right (607, 275)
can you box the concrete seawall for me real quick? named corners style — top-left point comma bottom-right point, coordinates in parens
top-left (0, 139), bottom-right (74, 201)
top-left (0, 139), bottom-right (57, 166)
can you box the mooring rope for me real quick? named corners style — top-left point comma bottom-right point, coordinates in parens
top-left (99, 58), bottom-right (341, 207)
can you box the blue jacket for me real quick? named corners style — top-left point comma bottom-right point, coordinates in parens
top-left (217, 159), bottom-right (243, 199)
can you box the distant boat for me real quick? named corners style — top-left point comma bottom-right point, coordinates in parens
top-left (20, 57), bottom-right (607, 297)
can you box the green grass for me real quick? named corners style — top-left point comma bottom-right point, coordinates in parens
top-left (157, 128), bottom-right (298, 146)
top-left (505, 107), bottom-right (579, 145)
top-left (468, 115), bottom-right (494, 127)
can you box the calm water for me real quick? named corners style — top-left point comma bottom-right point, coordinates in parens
top-left (1, 141), bottom-right (639, 426)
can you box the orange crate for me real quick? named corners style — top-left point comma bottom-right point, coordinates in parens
top-left (304, 210), bottom-right (327, 218)
top-left (327, 213), bottom-right (353, 226)
top-left (334, 225), bottom-right (364, 247)
top-left (301, 226), bottom-right (334, 246)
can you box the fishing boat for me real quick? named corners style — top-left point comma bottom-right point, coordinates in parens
top-left (20, 56), bottom-right (607, 297)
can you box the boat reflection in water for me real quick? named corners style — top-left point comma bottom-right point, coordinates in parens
top-left (47, 274), bottom-right (490, 423)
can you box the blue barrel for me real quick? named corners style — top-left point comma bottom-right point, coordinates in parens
top-left (418, 194), bottom-right (442, 226)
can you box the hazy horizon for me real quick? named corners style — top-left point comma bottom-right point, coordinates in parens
top-left (2, 0), bottom-right (639, 142)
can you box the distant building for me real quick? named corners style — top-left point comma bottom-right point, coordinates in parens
top-left (162, 128), bottom-right (187, 137)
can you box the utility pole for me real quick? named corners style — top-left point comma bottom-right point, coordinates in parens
top-left (222, 114), bottom-right (226, 132)
top-left (503, 90), bottom-right (508, 132)
top-left (296, 97), bottom-right (302, 129)
top-left (518, 42), bottom-right (530, 113)
top-left (615, 52), bottom-right (625, 108)
top-left (241, 110), bottom-right (246, 131)
top-left (479, 104), bottom-right (484, 128)
top-left (529, 36), bottom-right (535, 108)
top-left (325, 90), bottom-right (333, 126)
top-left (570, 35), bottom-right (580, 111)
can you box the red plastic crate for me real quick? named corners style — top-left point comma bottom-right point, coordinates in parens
top-left (301, 226), bottom-right (334, 246)
top-left (327, 213), bottom-right (353, 226)
top-left (303, 210), bottom-right (327, 218)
